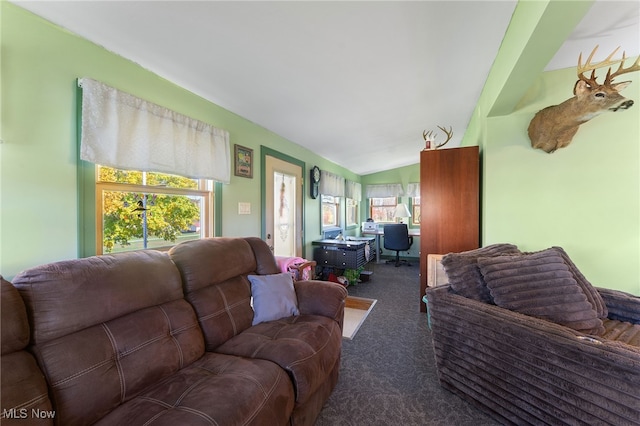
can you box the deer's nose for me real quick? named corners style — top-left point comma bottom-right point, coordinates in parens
top-left (610, 100), bottom-right (634, 112)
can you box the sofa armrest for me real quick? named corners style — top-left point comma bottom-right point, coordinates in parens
top-left (294, 280), bottom-right (347, 327)
top-left (597, 287), bottom-right (640, 325)
top-left (425, 285), bottom-right (640, 425)
top-left (288, 260), bottom-right (317, 281)
top-left (1, 278), bottom-right (54, 425)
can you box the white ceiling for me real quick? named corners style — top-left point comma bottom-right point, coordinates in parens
top-left (11, 1), bottom-right (640, 175)
top-left (545, 1), bottom-right (640, 71)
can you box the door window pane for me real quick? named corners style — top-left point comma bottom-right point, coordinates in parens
top-left (274, 172), bottom-right (296, 257)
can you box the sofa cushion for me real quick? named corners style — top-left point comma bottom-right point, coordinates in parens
top-left (244, 236), bottom-right (282, 275)
top-left (29, 299), bottom-right (205, 425)
top-left (169, 238), bottom-right (260, 349)
top-left (548, 246), bottom-right (608, 319)
top-left (249, 273), bottom-right (299, 325)
top-left (1, 352), bottom-right (53, 425)
top-left (169, 237), bottom-right (260, 294)
top-left (598, 287), bottom-right (640, 324)
top-left (601, 319), bottom-right (640, 347)
top-left (13, 251), bottom-right (185, 344)
top-left (478, 249), bottom-right (604, 335)
top-left (93, 353), bottom-right (294, 426)
top-left (215, 314), bottom-right (342, 405)
top-left (441, 244), bottom-right (522, 302)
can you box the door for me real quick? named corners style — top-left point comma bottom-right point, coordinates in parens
top-left (265, 155), bottom-right (303, 257)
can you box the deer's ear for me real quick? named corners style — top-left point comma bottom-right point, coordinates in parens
top-left (612, 81), bottom-right (631, 92)
top-left (573, 80), bottom-right (590, 95)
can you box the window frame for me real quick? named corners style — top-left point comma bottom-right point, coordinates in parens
top-left (410, 196), bottom-right (420, 227)
top-left (321, 194), bottom-right (342, 230)
top-left (369, 197), bottom-right (398, 223)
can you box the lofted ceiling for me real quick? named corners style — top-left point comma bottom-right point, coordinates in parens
top-left (11, 1), bottom-right (640, 175)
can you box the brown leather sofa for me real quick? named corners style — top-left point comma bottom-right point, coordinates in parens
top-left (2, 237), bottom-right (347, 426)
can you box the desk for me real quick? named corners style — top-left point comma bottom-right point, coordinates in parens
top-left (312, 238), bottom-right (375, 270)
top-left (362, 227), bottom-right (420, 263)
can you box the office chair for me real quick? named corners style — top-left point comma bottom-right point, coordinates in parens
top-left (384, 224), bottom-right (414, 267)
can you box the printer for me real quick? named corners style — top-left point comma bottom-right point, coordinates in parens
top-left (362, 221), bottom-right (378, 232)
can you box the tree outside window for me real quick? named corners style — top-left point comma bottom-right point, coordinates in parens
top-left (97, 166), bottom-right (212, 254)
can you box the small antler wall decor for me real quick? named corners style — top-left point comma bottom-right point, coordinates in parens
top-left (528, 45), bottom-right (640, 153)
top-left (422, 126), bottom-right (453, 150)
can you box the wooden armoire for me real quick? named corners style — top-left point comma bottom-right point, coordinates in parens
top-left (419, 146), bottom-right (479, 312)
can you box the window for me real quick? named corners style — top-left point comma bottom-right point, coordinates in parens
top-left (321, 195), bottom-right (341, 228)
top-left (96, 166), bottom-right (212, 254)
top-left (411, 196), bottom-right (421, 226)
top-left (369, 197), bottom-right (397, 223)
top-left (346, 198), bottom-right (358, 228)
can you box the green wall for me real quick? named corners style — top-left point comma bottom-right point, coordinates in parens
top-left (468, 0), bottom-right (639, 295)
top-left (483, 65), bottom-right (639, 295)
top-left (0, 3), bottom-right (357, 279)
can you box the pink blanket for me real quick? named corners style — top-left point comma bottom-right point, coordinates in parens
top-left (275, 256), bottom-right (312, 281)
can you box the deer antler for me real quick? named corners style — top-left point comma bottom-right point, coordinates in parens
top-left (423, 126), bottom-right (453, 149)
top-left (434, 125), bottom-right (453, 149)
top-left (577, 45), bottom-right (639, 87)
top-left (606, 50), bottom-right (640, 85)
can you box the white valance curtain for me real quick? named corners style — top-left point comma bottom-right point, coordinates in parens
top-left (79, 78), bottom-right (231, 183)
top-left (405, 183), bottom-right (420, 198)
top-left (365, 183), bottom-right (404, 198)
top-left (345, 180), bottom-right (362, 201)
top-left (319, 170), bottom-right (345, 197)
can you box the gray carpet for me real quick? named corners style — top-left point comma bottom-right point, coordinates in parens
top-left (315, 262), bottom-right (501, 426)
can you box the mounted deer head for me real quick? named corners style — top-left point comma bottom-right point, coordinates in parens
top-left (422, 125), bottom-right (453, 150)
top-left (528, 45), bottom-right (640, 153)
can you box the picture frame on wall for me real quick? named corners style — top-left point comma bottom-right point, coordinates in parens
top-left (234, 144), bottom-right (253, 178)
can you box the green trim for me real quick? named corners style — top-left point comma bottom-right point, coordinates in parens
top-left (214, 182), bottom-right (223, 236)
top-left (260, 146), bottom-right (307, 257)
top-left (76, 83), bottom-right (97, 258)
